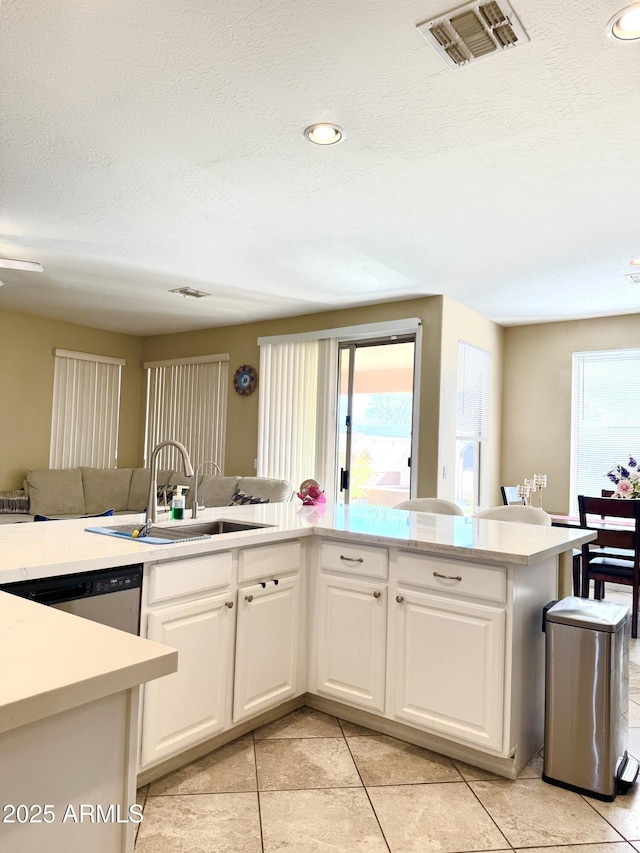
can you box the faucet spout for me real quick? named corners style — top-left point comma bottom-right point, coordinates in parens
top-left (191, 460), bottom-right (222, 519)
top-left (146, 440), bottom-right (194, 525)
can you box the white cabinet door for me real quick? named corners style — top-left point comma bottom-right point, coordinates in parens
top-left (233, 574), bottom-right (301, 723)
top-left (391, 589), bottom-right (505, 750)
top-left (141, 591), bottom-right (235, 767)
top-left (315, 574), bottom-right (387, 711)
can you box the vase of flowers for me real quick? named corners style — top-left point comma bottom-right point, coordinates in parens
top-left (606, 456), bottom-right (640, 498)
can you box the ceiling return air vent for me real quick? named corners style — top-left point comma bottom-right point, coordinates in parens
top-left (169, 286), bottom-right (211, 299)
top-left (417, 0), bottom-right (529, 68)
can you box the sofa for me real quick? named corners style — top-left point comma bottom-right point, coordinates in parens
top-left (0, 467), bottom-right (293, 523)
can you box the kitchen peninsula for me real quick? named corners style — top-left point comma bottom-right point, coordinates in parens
top-left (0, 503), bottom-right (595, 798)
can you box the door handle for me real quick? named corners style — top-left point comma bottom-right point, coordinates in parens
top-left (339, 468), bottom-right (350, 492)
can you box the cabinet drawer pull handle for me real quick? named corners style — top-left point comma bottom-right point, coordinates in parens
top-left (340, 555), bottom-right (364, 563)
top-left (373, 590), bottom-right (382, 599)
top-left (245, 594), bottom-right (254, 603)
top-left (433, 571), bottom-right (462, 582)
top-left (273, 578), bottom-right (279, 585)
top-left (396, 594), bottom-right (404, 603)
top-left (225, 600), bottom-right (234, 609)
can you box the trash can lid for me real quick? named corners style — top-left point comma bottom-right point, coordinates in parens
top-left (545, 596), bottom-right (629, 632)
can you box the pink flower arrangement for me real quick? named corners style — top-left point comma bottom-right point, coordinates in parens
top-left (606, 456), bottom-right (640, 499)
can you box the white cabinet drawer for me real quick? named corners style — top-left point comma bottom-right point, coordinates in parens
top-left (320, 539), bottom-right (388, 579)
top-left (148, 552), bottom-right (233, 603)
top-left (397, 552), bottom-right (505, 603)
top-left (238, 540), bottom-right (301, 583)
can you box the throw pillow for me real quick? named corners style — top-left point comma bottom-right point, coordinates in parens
top-left (0, 489), bottom-right (30, 514)
top-left (157, 484), bottom-right (190, 508)
top-left (228, 488), bottom-right (270, 506)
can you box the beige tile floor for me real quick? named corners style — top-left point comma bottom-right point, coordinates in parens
top-left (135, 588), bottom-right (640, 853)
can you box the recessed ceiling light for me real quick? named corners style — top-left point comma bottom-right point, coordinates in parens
top-left (304, 123), bottom-right (345, 145)
top-left (607, 4), bottom-right (640, 40)
top-left (629, 257), bottom-right (640, 266)
top-left (0, 257), bottom-right (44, 272)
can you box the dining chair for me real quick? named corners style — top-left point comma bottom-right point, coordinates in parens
top-left (578, 495), bottom-right (640, 638)
top-left (393, 498), bottom-right (464, 516)
top-left (501, 486), bottom-right (526, 506)
top-left (475, 505), bottom-right (551, 525)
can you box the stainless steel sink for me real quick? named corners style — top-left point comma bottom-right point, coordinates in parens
top-left (176, 520), bottom-right (271, 537)
top-left (105, 520), bottom-right (271, 541)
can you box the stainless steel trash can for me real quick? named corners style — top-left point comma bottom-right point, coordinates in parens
top-left (543, 596), bottom-right (638, 800)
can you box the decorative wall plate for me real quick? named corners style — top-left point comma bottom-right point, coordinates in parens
top-left (233, 364), bottom-right (257, 396)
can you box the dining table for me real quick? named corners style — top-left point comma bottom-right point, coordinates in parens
top-left (549, 511), bottom-right (635, 597)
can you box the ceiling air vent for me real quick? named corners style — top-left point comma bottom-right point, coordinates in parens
top-left (626, 273), bottom-right (640, 285)
top-left (169, 286), bottom-right (211, 299)
top-left (417, 0), bottom-right (529, 68)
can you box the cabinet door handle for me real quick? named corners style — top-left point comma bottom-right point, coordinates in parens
top-left (396, 594), bottom-right (404, 603)
top-left (225, 600), bottom-right (234, 609)
top-left (340, 555), bottom-right (364, 563)
top-left (373, 590), bottom-right (382, 599)
top-left (244, 594), bottom-right (254, 603)
top-left (433, 571), bottom-right (462, 582)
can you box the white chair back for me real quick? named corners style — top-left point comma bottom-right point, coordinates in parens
top-left (394, 498), bottom-right (464, 516)
top-left (474, 505), bottom-right (551, 525)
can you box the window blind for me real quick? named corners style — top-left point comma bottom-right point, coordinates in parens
top-left (456, 342), bottom-right (490, 440)
top-left (570, 348), bottom-right (640, 513)
top-left (144, 355), bottom-right (228, 472)
top-left (257, 338), bottom-right (337, 498)
top-left (50, 349), bottom-right (125, 469)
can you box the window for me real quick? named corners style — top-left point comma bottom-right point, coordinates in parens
top-left (50, 349), bottom-right (124, 469)
top-left (570, 348), bottom-right (640, 513)
top-left (257, 318), bottom-right (420, 502)
top-left (144, 354), bottom-right (228, 472)
top-left (455, 342), bottom-right (491, 513)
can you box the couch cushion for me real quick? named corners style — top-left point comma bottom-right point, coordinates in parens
top-left (27, 469), bottom-right (86, 517)
top-left (128, 468), bottom-right (151, 511)
top-left (81, 467), bottom-right (134, 514)
top-left (196, 475), bottom-right (240, 508)
top-left (237, 476), bottom-right (293, 503)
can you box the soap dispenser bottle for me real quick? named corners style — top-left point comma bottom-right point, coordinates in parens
top-left (171, 486), bottom-right (186, 520)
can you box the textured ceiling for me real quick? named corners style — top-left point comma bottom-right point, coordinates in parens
top-left (1, 0), bottom-right (639, 336)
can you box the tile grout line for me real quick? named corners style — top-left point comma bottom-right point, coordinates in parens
top-left (252, 731), bottom-right (266, 853)
top-left (339, 717), bottom-right (392, 853)
top-left (463, 777), bottom-right (516, 851)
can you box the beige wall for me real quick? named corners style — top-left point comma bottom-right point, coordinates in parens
top-left (439, 297), bottom-right (504, 509)
top-left (143, 297), bottom-right (447, 496)
top-left (0, 309), bottom-right (145, 490)
top-left (0, 294), bottom-right (504, 502)
top-left (502, 313), bottom-right (640, 514)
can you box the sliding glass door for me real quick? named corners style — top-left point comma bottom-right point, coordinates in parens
top-left (336, 336), bottom-right (416, 506)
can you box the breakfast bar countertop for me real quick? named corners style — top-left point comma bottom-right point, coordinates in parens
top-left (0, 502), bottom-right (595, 584)
top-left (0, 590), bottom-right (177, 735)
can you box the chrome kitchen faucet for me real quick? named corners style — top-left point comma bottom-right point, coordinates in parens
top-left (146, 440), bottom-right (194, 527)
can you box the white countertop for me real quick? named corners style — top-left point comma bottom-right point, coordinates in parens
top-left (0, 503), bottom-right (594, 735)
top-left (0, 591), bottom-right (177, 734)
top-left (0, 502), bottom-right (595, 584)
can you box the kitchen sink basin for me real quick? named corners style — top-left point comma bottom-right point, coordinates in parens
top-left (103, 520), bottom-right (271, 542)
top-left (174, 520), bottom-right (271, 537)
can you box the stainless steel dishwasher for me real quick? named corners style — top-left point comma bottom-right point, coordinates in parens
top-left (0, 565), bottom-right (142, 634)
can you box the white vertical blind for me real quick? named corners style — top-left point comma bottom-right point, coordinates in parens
top-left (50, 349), bottom-right (124, 469)
top-left (570, 348), bottom-right (640, 513)
top-left (257, 338), bottom-right (338, 498)
top-left (456, 342), bottom-right (490, 440)
top-left (144, 355), bottom-right (228, 472)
